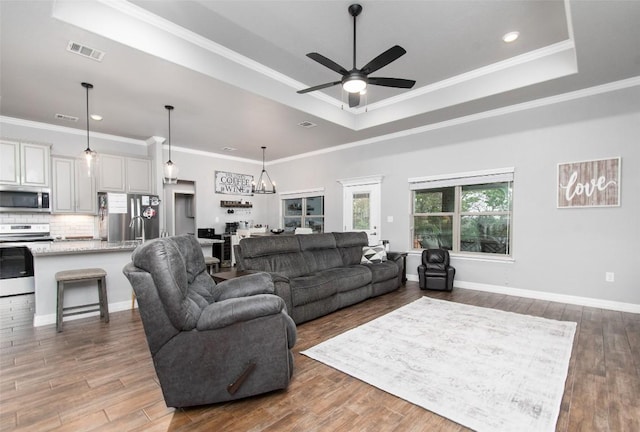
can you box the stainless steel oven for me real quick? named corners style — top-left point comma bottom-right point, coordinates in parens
top-left (0, 185), bottom-right (51, 213)
top-left (0, 223), bottom-right (53, 297)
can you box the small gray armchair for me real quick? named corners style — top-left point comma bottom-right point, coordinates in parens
top-left (123, 234), bottom-right (296, 408)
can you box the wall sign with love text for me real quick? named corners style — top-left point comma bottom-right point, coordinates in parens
top-left (557, 157), bottom-right (620, 208)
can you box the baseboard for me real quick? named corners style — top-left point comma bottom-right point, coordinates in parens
top-left (33, 300), bottom-right (134, 327)
top-left (405, 275), bottom-right (640, 314)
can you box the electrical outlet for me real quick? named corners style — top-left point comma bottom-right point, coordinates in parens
top-left (605, 272), bottom-right (615, 282)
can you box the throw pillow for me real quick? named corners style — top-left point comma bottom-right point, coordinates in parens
top-left (361, 245), bottom-right (387, 264)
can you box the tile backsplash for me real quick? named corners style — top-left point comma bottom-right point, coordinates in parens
top-left (0, 213), bottom-right (97, 239)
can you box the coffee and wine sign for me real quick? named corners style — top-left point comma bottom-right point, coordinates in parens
top-left (557, 157), bottom-right (620, 208)
top-left (215, 171), bottom-right (253, 195)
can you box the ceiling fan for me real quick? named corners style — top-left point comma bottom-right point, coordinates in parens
top-left (297, 3), bottom-right (416, 108)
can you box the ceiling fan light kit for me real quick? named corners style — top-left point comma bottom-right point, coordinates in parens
top-left (298, 3), bottom-right (416, 107)
top-left (342, 73), bottom-right (367, 93)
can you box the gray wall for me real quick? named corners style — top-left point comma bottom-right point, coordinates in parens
top-left (267, 86), bottom-right (640, 306)
top-left (2, 83), bottom-right (638, 307)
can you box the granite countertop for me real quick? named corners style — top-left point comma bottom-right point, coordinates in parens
top-left (28, 236), bottom-right (224, 256)
top-left (197, 238), bottom-right (225, 245)
top-left (29, 240), bottom-right (142, 256)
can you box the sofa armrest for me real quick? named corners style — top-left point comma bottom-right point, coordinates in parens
top-left (213, 272), bottom-right (274, 301)
top-left (386, 252), bottom-right (403, 262)
top-left (264, 273), bottom-right (294, 318)
top-left (197, 294), bottom-right (285, 330)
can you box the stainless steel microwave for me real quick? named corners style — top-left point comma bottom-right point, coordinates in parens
top-left (0, 185), bottom-right (51, 213)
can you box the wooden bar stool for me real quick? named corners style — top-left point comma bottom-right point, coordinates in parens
top-left (204, 256), bottom-right (220, 275)
top-left (55, 268), bottom-right (109, 332)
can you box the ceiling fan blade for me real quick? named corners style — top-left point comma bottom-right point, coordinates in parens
top-left (297, 81), bottom-right (342, 94)
top-left (348, 92), bottom-right (360, 108)
top-left (368, 77), bottom-right (416, 89)
top-left (306, 53), bottom-right (349, 76)
top-left (361, 45), bottom-right (407, 75)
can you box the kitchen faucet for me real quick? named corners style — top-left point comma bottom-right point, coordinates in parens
top-left (129, 215), bottom-right (145, 242)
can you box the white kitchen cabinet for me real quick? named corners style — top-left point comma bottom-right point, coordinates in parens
top-left (51, 156), bottom-right (97, 214)
top-left (0, 140), bottom-right (50, 187)
top-left (97, 154), bottom-right (126, 192)
top-left (126, 157), bottom-right (153, 194)
top-left (97, 154), bottom-right (153, 194)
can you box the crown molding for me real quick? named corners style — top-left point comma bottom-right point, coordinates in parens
top-left (0, 116), bottom-right (146, 146)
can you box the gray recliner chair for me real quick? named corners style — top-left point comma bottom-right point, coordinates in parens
top-left (122, 234), bottom-right (296, 408)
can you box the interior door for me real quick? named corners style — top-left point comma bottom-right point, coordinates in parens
top-left (343, 182), bottom-right (381, 246)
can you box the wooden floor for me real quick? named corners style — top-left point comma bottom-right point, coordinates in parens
top-left (1, 283), bottom-right (639, 431)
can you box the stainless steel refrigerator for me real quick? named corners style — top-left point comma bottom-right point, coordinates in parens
top-left (98, 192), bottom-right (160, 242)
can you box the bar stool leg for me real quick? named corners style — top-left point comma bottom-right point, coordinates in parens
top-left (98, 276), bottom-right (109, 323)
top-left (57, 281), bottom-right (64, 332)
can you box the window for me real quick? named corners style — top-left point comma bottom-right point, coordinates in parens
top-left (410, 169), bottom-right (513, 256)
top-left (282, 195), bottom-right (324, 233)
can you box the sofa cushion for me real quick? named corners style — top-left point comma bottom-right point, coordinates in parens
top-left (290, 273), bottom-right (338, 306)
top-left (240, 235), bottom-right (300, 257)
top-left (333, 232), bottom-right (368, 266)
top-left (365, 261), bottom-right (399, 283)
top-left (299, 233), bottom-right (343, 272)
top-left (243, 253), bottom-right (310, 279)
top-left (240, 236), bottom-right (310, 278)
top-left (322, 266), bottom-right (372, 293)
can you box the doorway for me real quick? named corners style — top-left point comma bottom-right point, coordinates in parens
top-left (164, 180), bottom-right (195, 236)
top-left (174, 192), bottom-right (195, 236)
top-left (340, 176), bottom-right (382, 246)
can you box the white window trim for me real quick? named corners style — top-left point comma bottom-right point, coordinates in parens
top-left (337, 174), bottom-right (384, 187)
top-left (408, 167), bottom-right (514, 190)
top-left (279, 187), bottom-right (325, 200)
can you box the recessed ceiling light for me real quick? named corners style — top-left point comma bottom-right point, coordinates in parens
top-left (502, 31), bottom-right (520, 43)
top-left (298, 121), bottom-right (317, 128)
top-left (90, 114), bottom-right (103, 121)
top-left (222, 147), bottom-right (237, 152)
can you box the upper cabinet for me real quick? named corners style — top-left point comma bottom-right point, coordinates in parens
top-left (0, 140), bottom-right (50, 187)
top-left (97, 154), bottom-right (126, 192)
top-left (51, 156), bottom-right (97, 214)
top-left (126, 157), bottom-right (153, 194)
top-left (97, 154), bottom-right (153, 194)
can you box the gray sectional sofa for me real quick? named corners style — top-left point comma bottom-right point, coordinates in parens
top-left (234, 231), bottom-right (404, 324)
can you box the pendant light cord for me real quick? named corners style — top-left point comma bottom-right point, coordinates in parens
top-left (81, 82), bottom-right (93, 152)
top-left (165, 105), bottom-right (174, 163)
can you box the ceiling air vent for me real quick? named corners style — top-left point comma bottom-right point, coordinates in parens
top-left (222, 147), bottom-right (237, 152)
top-left (66, 41), bottom-right (105, 62)
top-left (55, 113), bottom-right (79, 122)
top-left (298, 121), bottom-right (317, 128)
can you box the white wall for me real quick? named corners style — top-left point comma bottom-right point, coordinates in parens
top-left (267, 85), bottom-right (640, 307)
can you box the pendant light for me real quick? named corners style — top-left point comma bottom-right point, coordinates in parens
top-left (163, 105), bottom-right (179, 184)
top-left (81, 82), bottom-right (97, 177)
top-left (252, 146), bottom-right (276, 194)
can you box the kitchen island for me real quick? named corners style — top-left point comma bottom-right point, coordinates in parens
top-left (29, 238), bottom-right (222, 327)
top-left (29, 238), bottom-right (224, 327)
top-left (29, 240), bottom-right (141, 327)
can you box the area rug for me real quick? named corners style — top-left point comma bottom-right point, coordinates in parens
top-left (301, 297), bottom-right (576, 432)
